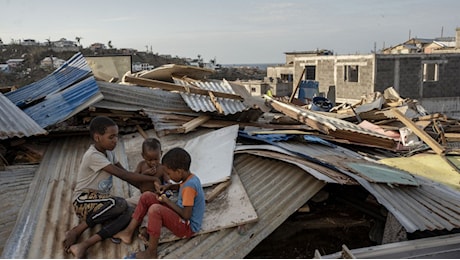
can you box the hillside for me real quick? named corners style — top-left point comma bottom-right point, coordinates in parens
top-left (0, 45), bottom-right (266, 89)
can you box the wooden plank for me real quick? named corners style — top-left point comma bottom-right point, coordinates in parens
top-left (124, 75), bottom-right (244, 101)
top-left (135, 125), bottom-right (148, 139)
top-left (289, 67), bottom-right (306, 103)
top-left (181, 115), bottom-right (211, 134)
top-left (205, 179), bottom-right (231, 203)
top-left (392, 108), bottom-right (445, 155)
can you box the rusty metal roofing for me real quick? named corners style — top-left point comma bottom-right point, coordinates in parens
top-left (266, 97), bottom-right (398, 149)
top-left (0, 93), bottom-right (47, 139)
top-left (174, 78), bottom-right (247, 115)
top-left (236, 132), bottom-right (460, 233)
top-left (5, 52), bottom-right (91, 108)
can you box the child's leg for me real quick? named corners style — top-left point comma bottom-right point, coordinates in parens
top-left (147, 204), bottom-right (194, 240)
top-left (138, 215), bottom-right (149, 244)
top-left (68, 233), bottom-right (102, 258)
top-left (63, 222), bottom-right (88, 251)
top-left (114, 191), bottom-right (160, 244)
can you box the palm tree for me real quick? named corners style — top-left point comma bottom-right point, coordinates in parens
top-left (108, 40), bottom-right (113, 49)
top-left (75, 36), bottom-right (83, 47)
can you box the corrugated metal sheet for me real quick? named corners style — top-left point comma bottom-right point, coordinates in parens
top-left (1, 135), bottom-right (325, 258)
top-left (95, 81), bottom-right (192, 112)
top-left (321, 233), bottom-right (460, 258)
top-left (22, 76), bottom-right (103, 128)
top-left (267, 97), bottom-right (397, 149)
top-left (0, 93), bottom-right (47, 139)
top-left (5, 52), bottom-right (91, 108)
top-left (358, 175), bottom-right (460, 233)
top-left (236, 133), bottom-right (460, 233)
top-left (2, 136), bottom-right (142, 259)
top-left (159, 153), bottom-right (326, 258)
top-left (174, 78), bottom-right (247, 115)
top-left (0, 165), bottom-right (37, 255)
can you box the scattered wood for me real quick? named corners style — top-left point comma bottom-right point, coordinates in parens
top-left (391, 108), bottom-right (446, 155)
top-left (205, 180), bottom-right (231, 203)
top-left (136, 125), bottom-right (148, 139)
top-left (181, 115), bottom-right (211, 134)
top-left (124, 75), bottom-right (244, 101)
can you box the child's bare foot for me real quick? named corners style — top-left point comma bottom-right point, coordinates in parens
top-left (63, 230), bottom-right (79, 251)
top-left (138, 227), bottom-right (149, 245)
top-left (113, 230), bottom-right (133, 244)
top-left (68, 243), bottom-right (87, 258)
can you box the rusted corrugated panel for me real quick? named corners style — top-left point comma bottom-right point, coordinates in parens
top-left (5, 52), bottom-right (91, 108)
top-left (174, 78), bottom-right (247, 115)
top-left (0, 165), bottom-right (37, 256)
top-left (266, 97), bottom-right (397, 149)
top-left (0, 93), bottom-right (47, 139)
top-left (236, 132), bottom-right (460, 233)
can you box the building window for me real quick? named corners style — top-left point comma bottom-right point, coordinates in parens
top-left (423, 63), bottom-right (439, 82)
top-left (305, 66), bottom-right (316, 80)
top-left (280, 73), bottom-right (292, 83)
top-left (344, 65), bottom-right (359, 82)
top-left (251, 87), bottom-right (257, 92)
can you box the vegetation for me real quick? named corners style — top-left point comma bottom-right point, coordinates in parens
top-left (0, 44), bottom-right (266, 88)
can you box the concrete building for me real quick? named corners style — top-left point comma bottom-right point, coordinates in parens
top-left (259, 28), bottom-right (460, 117)
top-left (291, 52), bottom-right (460, 117)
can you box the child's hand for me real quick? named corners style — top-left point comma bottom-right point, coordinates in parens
top-left (154, 181), bottom-right (161, 194)
top-left (143, 166), bottom-right (157, 175)
top-left (159, 183), bottom-right (170, 194)
top-left (158, 193), bottom-right (169, 203)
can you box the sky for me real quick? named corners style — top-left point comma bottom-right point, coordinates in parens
top-left (1, 0), bottom-right (459, 64)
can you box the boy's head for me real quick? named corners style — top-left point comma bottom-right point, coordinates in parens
top-left (162, 148), bottom-right (191, 182)
top-left (142, 138), bottom-right (162, 169)
top-left (89, 116), bottom-right (119, 151)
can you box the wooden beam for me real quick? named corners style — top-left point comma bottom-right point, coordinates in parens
top-left (136, 125), bottom-right (148, 139)
top-left (289, 67), bottom-right (306, 103)
top-left (392, 108), bottom-right (445, 155)
top-left (181, 115), bottom-right (211, 133)
top-left (124, 75), bottom-right (244, 101)
top-left (205, 180), bottom-right (231, 203)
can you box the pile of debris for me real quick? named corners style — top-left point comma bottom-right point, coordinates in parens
top-left (2, 52), bottom-right (460, 258)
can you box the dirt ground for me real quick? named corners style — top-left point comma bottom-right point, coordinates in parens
top-left (246, 186), bottom-right (380, 258)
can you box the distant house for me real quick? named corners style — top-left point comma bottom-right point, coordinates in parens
top-left (6, 59), bottom-right (24, 68)
top-left (22, 39), bottom-right (38, 46)
top-left (382, 33), bottom-right (458, 54)
top-left (132, 62), bottom-right (154, 72)
top-left (52, 38), bottom-right (79, 52)
top-left (89, 43), bottom-right (106, 52)
top-left (40, 56), bottom-right (66, 69)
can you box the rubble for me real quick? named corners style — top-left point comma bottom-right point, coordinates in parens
top-left (2, 52), bottom-right (460, 258)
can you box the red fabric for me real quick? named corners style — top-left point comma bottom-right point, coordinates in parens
top-left (132, 191), bottom-right (194, 239)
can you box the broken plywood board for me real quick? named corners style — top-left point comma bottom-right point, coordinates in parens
top-left (184, 124), bottom-right (239, 186)
top-left (159, 170), bottom-right (258, 243)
